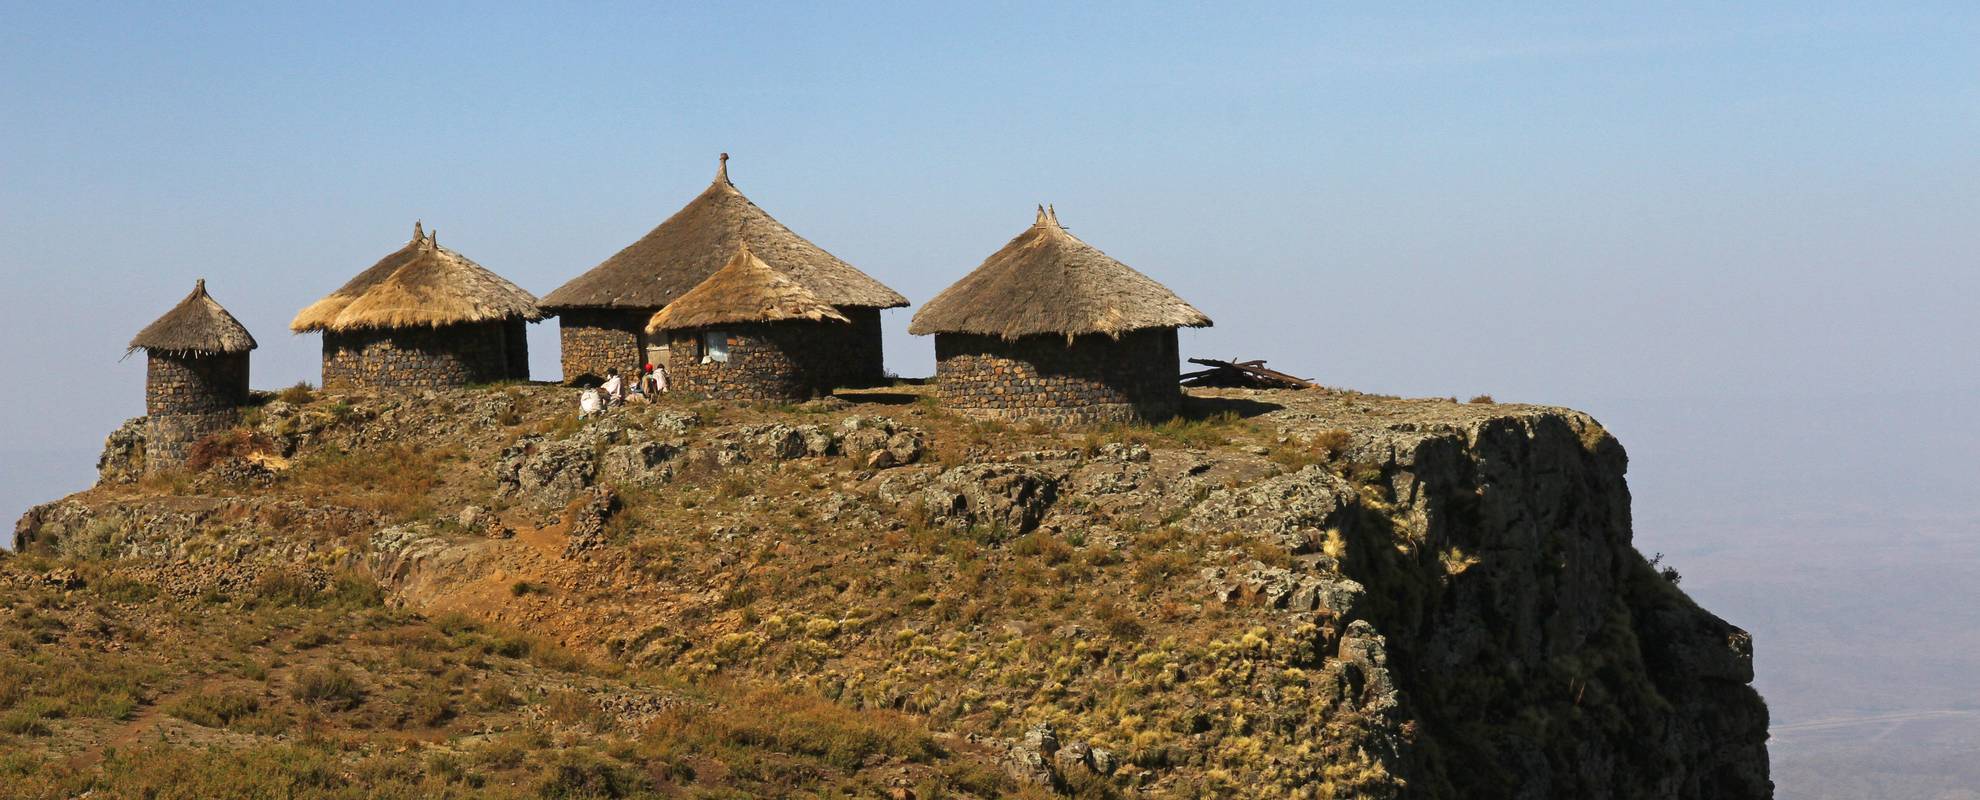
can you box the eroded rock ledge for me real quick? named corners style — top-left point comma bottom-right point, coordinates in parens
top-left (15, 385), bottom-right (1770, 798)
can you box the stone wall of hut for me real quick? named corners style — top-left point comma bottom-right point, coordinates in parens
top-left (144, 352), bottom-right (249, 468)
top-left (833, 307), bottom-right (887, 389)
top-left (322, 321), bottom-right (524, 390)
top-left (932, 328), bottom-right (1182, 424)
top-left (666, 320), bottom-right (854, 401)
top-left (503, 319), bottom-right (530, 382)
top-left (557, 309), bottom-right (647, 384)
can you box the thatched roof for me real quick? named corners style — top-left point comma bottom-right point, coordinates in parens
top-left (909, 206), bottom-right (1212, 339)
top-left (541, 154), bottom-right (907, 312)
top-left (128, 279), bottom-right (258, 356)
top-left (645, 244), bottom-right (850, 333)
top-left (290, 223), bottom-right (543, 333)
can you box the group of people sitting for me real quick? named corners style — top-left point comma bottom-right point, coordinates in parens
top-left (578, 363), bottom-right (668, 418)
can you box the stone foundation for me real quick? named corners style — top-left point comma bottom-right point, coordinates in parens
top-left (667, 320), bottom-right (861, 401)
top-left (143, 352), bottom-right (250, 470)
top-left (322, 321), bottom-right (528, 390)
top-left (145, 411), bottom-right (239, 469)
top-left (932, 328), bottom-right (1181, 424)
top-left (556, 309), bottom-right (647, 384)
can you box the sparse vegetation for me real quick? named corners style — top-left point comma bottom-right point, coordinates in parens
top-left (276, 382), bottom-right (317, 405)
top-left (6, 382), bottom-right (1756, 798)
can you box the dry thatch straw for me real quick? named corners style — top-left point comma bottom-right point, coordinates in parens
top-left (644, 244), bottom-right (851, 333)
top-left (128, 279), bottom-right (258, 356)
top-left (909, 205), bottom-right (1212, 340)
top-left (290, 222), bottom-right (543, 333)
top-left (542, 154), bottom-right (907, 312)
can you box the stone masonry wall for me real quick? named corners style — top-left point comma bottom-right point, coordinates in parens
top-left (557, 309), bottom-right (647, 384)
top-left (144, 411), bottom-right (238, 469)
top-left (143, 352), bottom-right (250, 469)
top-left (503, 318), bottom-right (530, 381)
top-left (146, 352), bottom-right (249, 416)
top-left (322, 321), bottom-right (515, 390)
top-left (834, 307), bottom-right (887, 389)
top-left (933, 328), bottom-right (1181, 424)
top-left (667, 320), bottom-right (857, 401)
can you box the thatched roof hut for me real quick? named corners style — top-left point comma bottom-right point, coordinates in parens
top-left (128, 279), bottom-right (258, 357)
top-left (913, 206), bottom-right (1209, 424)
top-left (541, 154), bottom-right (906, 312)
top-left (130, 279), bottom-right (257, 470)
top-left (645, 244), bottom-right (850, 332)
top-left (645, 244), bottom-right (864, 402)
top-left (290, 222), bottom-right (542, 334)
top-left (292, 224), bottom-right (541, 389)
top-left (909, 206), bottom-right (1211, 340)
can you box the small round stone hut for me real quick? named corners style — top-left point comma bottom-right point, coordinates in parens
top-left (291, 223), bottom-right (543, 390)
top-left (541, 154), bottom-right (906, 386)
top-left (127, 279), bottom-right (257, 470)
top-left (645, 244), bottom-right (854, 401)
top-left (910, 206), bottom-right (1212, 424)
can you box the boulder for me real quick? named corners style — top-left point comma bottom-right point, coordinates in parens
top-left (884, 431), bottom-right (925, 465)
top-left (496, 436), bottom-right (599, 511)
top-left (96, 417), bottom-right (146, 485)
top-left (899, 463), bottom-right (1060, 535)
top-left (562, 486), bottom-right (619, 558)
top-left (600, 440), bottom-right (679, 486)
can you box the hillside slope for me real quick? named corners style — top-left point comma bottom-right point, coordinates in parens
top-left (9, 384), bottom-right (1770, 798)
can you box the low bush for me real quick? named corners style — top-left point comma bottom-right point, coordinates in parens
top-left (165, 689), bottom-right (261, 728)
top-left (276, 382), bottom-right (317, 405)
top-left (184, 429), bottom-right (277, 472)
top-left (290, 665), bottom-right (365, 710)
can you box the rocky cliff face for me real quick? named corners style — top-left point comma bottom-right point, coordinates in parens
top-left (13, 385), bottom-right (1770, 798)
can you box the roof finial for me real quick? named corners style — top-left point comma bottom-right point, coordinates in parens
top-left (194, 278), bottom-right (207, 295)
top-left (1046, 204), bottom-right (1059, 227)
top-left (717, 152), bottom-right (730, 184)
top-left (1035, 205), bottom-right (1047, 225)
top-left (413, 220), bottom-right (424, 242)
top-left (428, 228), bottom-right (436, 248)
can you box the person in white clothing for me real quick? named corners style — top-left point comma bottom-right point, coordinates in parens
top-left (578, 387), bottom-right (603, 419)
top-left (601, 368), bottom-right (625, 406)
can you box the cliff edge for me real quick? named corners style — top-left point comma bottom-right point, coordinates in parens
top-left (8, 384), bottom-right (1769, 798)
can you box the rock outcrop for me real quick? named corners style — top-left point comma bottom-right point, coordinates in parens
top-left (12, 385), bottom-right (1770, 798)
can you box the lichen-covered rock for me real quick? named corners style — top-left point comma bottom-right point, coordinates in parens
top-left (96, 417), bottom-right (147, 485)
top-left (496, 435), bottom-right (599, 511)
top-left (563, 487), bottom-right (619, 558)
top-left (1182, 465), bottom-right (1356, 552)
top-left (884, 430), bottom-right (925, 465)
top-left (886, 463), bottom-right (1060, 535)
top-left (600, 440), bottom-right (679, 487)
top-left (1001, 722), bottom-right (1064, 791)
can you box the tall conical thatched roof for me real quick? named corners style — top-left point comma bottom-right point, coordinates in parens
top-left (290, 223), bottom-right (544, 333)
top-left (909, 206), bottom-right (1212, 339)
top-left (541, 154), bottom-right (907, 312)
top-left (129, 279), bottom-right (259, 356)
top-left (645, 244), bottom-right (851, 333)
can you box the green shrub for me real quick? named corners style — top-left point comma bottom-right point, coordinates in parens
top-left (165, 690), bottom-right (261, 728)
top-left (276, 382), bottom-right (317, 405)
top-left (533, 749), bottom-right (648, 800)
top-left (290, 665), bottom-right (365, 710)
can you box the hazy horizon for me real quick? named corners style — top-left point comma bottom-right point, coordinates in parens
top-left (4, 4), bottom-right (1976, 796)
